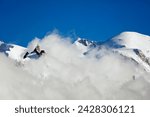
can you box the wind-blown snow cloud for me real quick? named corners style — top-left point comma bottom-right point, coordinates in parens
top-left (0, 32), bottom-right (150, 99)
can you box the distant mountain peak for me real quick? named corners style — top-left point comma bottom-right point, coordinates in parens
top-left (74, 38), bottom-right (97, 53)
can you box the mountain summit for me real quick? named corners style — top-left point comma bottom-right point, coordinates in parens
top-left (106, 32), bottom-right (150, 50)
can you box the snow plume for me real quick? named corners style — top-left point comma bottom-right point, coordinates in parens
top-left (1, 32), bottom-right (150, 99)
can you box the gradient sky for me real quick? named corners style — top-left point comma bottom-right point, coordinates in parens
top-left (0, 0), bottom-right (150, 46)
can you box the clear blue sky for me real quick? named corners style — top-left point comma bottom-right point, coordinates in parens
top-left (0, 0), bottom-right (150, 46)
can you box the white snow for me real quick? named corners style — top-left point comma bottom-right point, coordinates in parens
top-left (114, 48), bottom-right (150, 71)
top-left (6, 44), bottom-right (26, 61)
top-left (0, 32), bottom-right (150, 99)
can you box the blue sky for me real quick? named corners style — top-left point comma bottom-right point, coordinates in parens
top-left (0, 0), bottom-right (150, 46)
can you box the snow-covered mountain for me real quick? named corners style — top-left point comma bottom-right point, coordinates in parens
top-left (1, 31), bottom-right (150, 99)
top-left (1, 31), bottom-right (150, 72)
top-left (75, 32), bottom-right (150, 72)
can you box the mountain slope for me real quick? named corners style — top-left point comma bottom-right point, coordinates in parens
top-left (0, 42), bottom-right (26, 61)
top-left (103, 32), bottom-right (150, 71)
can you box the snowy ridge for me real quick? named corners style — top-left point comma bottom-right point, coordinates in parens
top-left (1, 31), bottom-right (150, 72)
top-left (1, 31), bottom-right (150, 99)
top-left (0, 42), bottom-right (26, 61)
